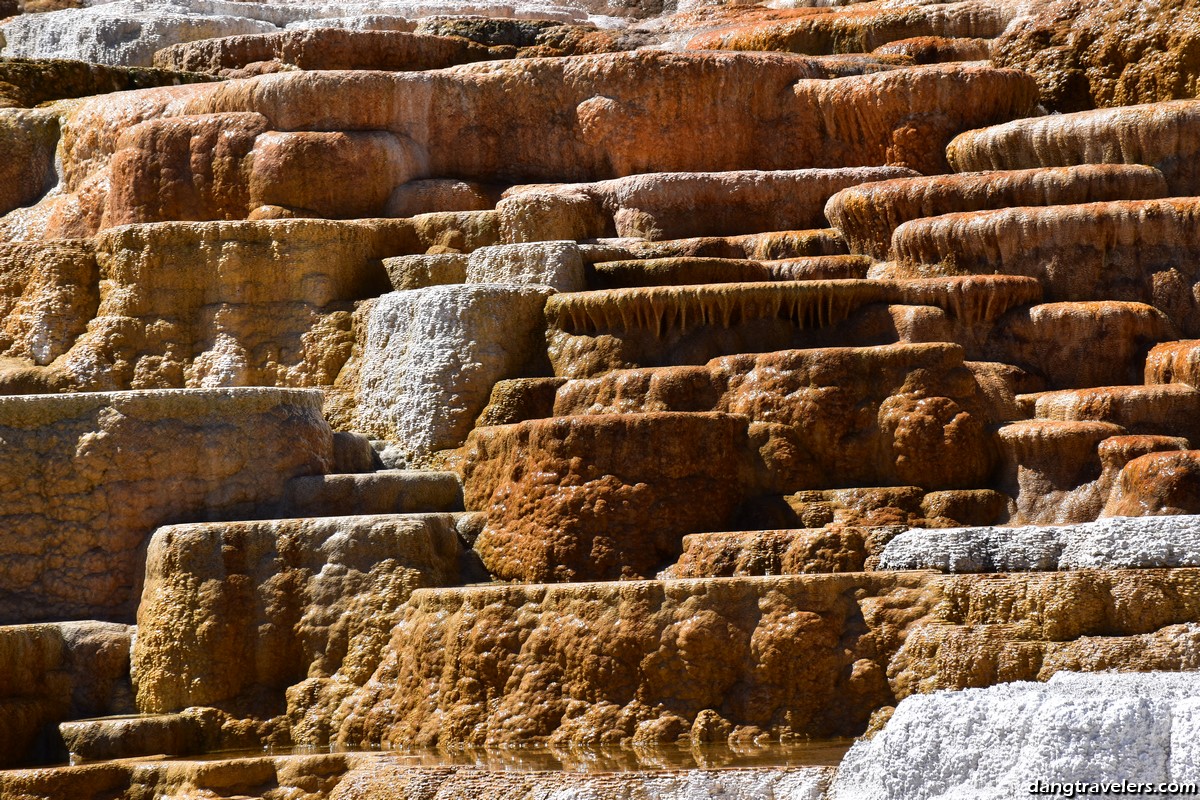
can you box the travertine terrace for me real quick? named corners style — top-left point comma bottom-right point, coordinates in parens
top-left (4, 0), bottom-right (1200, 797)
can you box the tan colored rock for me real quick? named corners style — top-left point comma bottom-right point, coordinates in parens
top-left (687, 2), bottom-right (1011, 55)
top-left (544, 276), bottom-right (1040, 377)
top-left (0, 108), bottom-right (59, 216)
top-left (325, 573), bottom-right (933, 749)
top-left (740, 486), bottom-right (1008, 533)
top-left (152, 29), bottom-right (497, 75)
top-left (133, 515), bottom-right (460, 734)
top-left (590, 257), bottom-right (775, 289)
top-left (553, 342), bottom-right (995, 492)
top-left (993, 0), bottom-right (1200, 111)
top-left (134, 513), bottom-right (462, 722)
top-left (0, 388), bottom-right (332, 622)
top-left (465, 412), bottom-right (753, 582)
top-left (664, 527), bottom-right (877, 578)
top-left (0, 751), bottom-right (833, 800)
top-left (826, 165), bottom-right (1167, 260)
top-left (889, 569), bottom-right (1200, 698)
top-left (947, 100), bottom-right (1200, 195)
top-left (596, 229), bottom-right (850, 262)
top-left (281, 470), bottom-right (462, 517)
top-left (0, 621), bottom-right (132, 767)
top-left (0, 240), bottom-right (97, 366)
top-left (59, 220), bottom-right (393, 392)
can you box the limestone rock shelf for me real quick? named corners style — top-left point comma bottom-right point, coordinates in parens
top-left (0, 388), bottom-right (331, 623)
top-left (5, 0), bottom-right (1200, 793)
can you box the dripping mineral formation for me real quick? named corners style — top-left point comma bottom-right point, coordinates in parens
top-left (3, 0), bottom-right (1200, 797)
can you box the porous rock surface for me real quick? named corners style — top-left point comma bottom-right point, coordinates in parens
top-left (831, 671), bottom-right (1200, 800)
top-left (133, 513), bottom-right (463, 719)
top-left (994, 0), bottom-right (1200, 111)
top-left (9, 0), bottom-right (1200, 793)
top-left (880, 515), bottom-right (1200, 572)
top-left (0, 388), bottom-right (331, 623)
top-left (0, 621), bottom-right (133, 766)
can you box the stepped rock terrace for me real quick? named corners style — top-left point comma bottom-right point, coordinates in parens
top-left (4, 0), bottom-right (1200, 796)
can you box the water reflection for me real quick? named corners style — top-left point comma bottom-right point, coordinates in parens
top-left (251, 739), bottom-right (853, 773)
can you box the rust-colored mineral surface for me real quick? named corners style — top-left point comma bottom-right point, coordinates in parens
top-left (2, 0), bottom-right (1199, 797)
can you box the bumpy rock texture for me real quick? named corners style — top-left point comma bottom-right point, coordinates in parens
top-left (133, 514), bottom-right (463, 723)
top-left (994, 0), bottom-right (1200, 111)
top-left (0, 388), bottom-right (331, 622)
top-left (832, 671), bottom-right (1200, 800)
top-left (11, 0), bottom-right (1200, 792)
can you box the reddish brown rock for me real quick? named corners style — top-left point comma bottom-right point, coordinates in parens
top-left (0, 109), bottom-right (59, 217)
top-left (663, 527), bottom-right (877, 578)
top-left (246, 131), bottom-right (422, 219)
top-left (1028, 384), bottom-right (1200, 444)
top-left (995, 419), bottom-right (1126, 524)
top-left (946, 101), bottom-right (1200, 195)
top-left (464, 413), bottom-right (753, 582)
top-left (554, 342), bottom-right (995, 492)
top-left (892, 198), bottom-right (1200, 336)
top-left (0, 57), bottom-right (216, 109)
top-left (152, 30), bottom-right (497, 75)
top-left (688, 2), bottom-right (1010, 55)
top-left (871, 36), bottom-right (991, 64)
top-left (1145, 339), bottom-right (1200, 388)
top-left (826, 165), bottom-right (1167, 260)
top-left (993, 0), bottom-right (1200, 111)
top-left (184, 56), bottom-right (1036, 180)
top-left (102, 112), bottom-right (268, 226)
top-left (503, 166), bottom-right (916, 242)
top-left (987, 302), bottom-right (1173, 388)
top-left (1103, 450), bottom-right (1200, 517)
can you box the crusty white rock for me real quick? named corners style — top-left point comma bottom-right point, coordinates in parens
top-left (465, 241), bottom-right (585, 292)
top-left (352, 285), bottom-right (552, 464)
top-left (879, 515), bottom-right (1200, 572)
top-left (830, 670), bottom-right (1200, 800)
top-left (0, 0), bottom-right (590, 66)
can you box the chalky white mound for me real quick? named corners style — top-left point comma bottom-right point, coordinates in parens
top-left (830, 670), bottom-right (1200, 800)
top-left (0, 0), bottom-right (591, 66)
top-left (879, 515), bottom-right (1200, 572)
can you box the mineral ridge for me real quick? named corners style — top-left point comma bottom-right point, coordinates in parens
top-left (2, 0), bottom-right (1200, 797)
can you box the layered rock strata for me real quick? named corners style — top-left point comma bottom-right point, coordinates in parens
top-left (133, 514), bottom-right (463, 724)
top-left (0, 388), bottom-right (331, 622)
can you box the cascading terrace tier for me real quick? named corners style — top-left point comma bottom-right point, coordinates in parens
top-left (5, 0), bottom-right (1200, 797)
